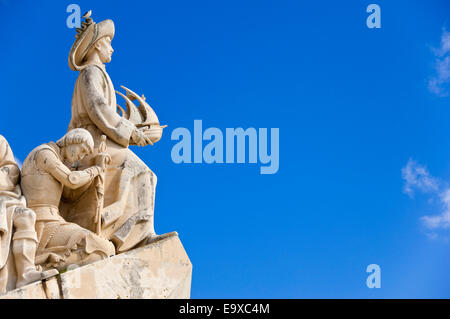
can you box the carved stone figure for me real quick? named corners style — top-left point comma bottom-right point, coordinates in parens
top-left (64, 11), bottom-right (171, 253)
top-left (0, 135), bottom-right (58, 293)
top-left (0, 9), bottom-right (191, 299)
top-left (20, 129), bottom-right (116, 271)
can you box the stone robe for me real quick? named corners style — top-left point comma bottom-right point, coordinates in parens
top-left (0, 135), bottom-right (25, 293)
top-left (63, 63), bottom-right (157, 253)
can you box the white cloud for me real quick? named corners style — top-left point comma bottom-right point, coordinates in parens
top-left (401, 158), bottom-right (439, 198)
top-left (435, 30), bottom-right (450, 57)
top-left (401, 159), bottom-right (450, 233)
top-left (428, 29), bottom-right (450, 96)
top-left (421, 188), bottom-right (450, 230)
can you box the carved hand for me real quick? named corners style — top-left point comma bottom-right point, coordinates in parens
top-left (95, 153), bottom-right (111, 170)
top-left (141, 125), bottom-right (164, 144)
top-left (131, 128), bottom-right (152, 147)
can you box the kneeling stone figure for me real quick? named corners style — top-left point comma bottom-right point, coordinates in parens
top-left (20, 129), bottom-right (115, 271)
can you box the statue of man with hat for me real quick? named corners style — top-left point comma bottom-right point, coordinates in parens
top-left (63, 11), bottom-right (174, 254)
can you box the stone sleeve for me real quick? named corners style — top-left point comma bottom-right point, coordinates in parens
top-left (35, 150), bottom-right (101, 189)
top-left (80, 67), bottom-right (136, 147)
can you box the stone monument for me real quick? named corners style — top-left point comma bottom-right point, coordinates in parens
top-left (0, 10), bottom-right (191, 299)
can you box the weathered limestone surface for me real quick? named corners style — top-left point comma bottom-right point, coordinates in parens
top-left (0, 235), bottom-right (191, 299)
top-left (0, 10), bottom-right (182, 297)
top-left (0, 280), bottom-right (47, 299)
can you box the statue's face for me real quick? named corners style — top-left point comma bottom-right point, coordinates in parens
top-left (64, 144), bottom-right (89, 164)
top-left (95, 36), bottom-right (114, 63)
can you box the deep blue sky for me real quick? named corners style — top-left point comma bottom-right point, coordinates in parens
top-left (1, 0), bottom-right (450, 298)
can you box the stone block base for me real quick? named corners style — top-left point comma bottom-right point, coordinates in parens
top-left (0, 234), bottom-right (192, 299)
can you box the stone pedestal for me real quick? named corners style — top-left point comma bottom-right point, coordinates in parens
top-left (0, 234), bottom-right (192, 299)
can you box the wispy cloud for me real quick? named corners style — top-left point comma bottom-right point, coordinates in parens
top-left (428, 29), bottom-right (450, 96)
top-left (421, 189), bottom-right (450, 229)
top-left (401, 158), bottom-right (439, 198)
top-left (401, 159), bottom-right (450, 236)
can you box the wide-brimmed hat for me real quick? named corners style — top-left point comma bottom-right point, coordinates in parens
top-left (68, 11), bottom-right (115, 71)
